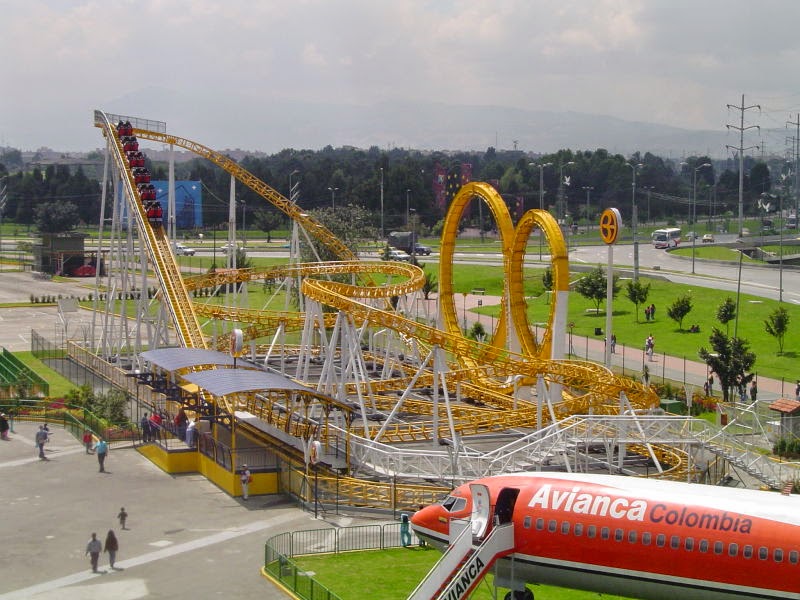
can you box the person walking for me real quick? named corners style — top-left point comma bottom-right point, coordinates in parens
top-left (82, 430), bottom-right (93, 453)
top-left (649, 304), bottom-right (656, 320)
top-left (104, 530), bottom-right (119, 569)
top-left (117, 507), bottom-right (128, 530)
top-left (240, 464), bottom-right (251, 500)
top-left (796, 380), bottom-right (800, 402)
top-left (645, 334), bottom-right (655, 362)
top-left (610, 334), bottom-right (617, 354)
top-left (750, 380), bottom-right (758, 403)
top-left (85, 532), bottom-right (102, 572)
top-left (35, 425), bottom-right (49, 460)
top-left (95, 438), bottom-right (109, 472)
top-left (0, 413), bottom-right (9, 440)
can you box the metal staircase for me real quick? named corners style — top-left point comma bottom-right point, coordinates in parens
top-left (407, 520), bottom-right (515, 600)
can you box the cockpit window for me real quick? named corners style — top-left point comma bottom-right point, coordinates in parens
top-left (440, 495), bottom-right (467, 513)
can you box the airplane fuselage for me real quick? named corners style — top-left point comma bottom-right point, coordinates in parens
top-left (410, 472), bottom-right (800, 599)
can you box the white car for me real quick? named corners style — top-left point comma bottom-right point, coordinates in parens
top-left (387, 249), bottom-right (411, 262)
top-left (173, 243), bottom-right (196, 256)
top-left (221, 243), bottom-right (242, 254)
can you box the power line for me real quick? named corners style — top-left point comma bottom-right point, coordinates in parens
top-left (726, 94), bottom-right (761, 237)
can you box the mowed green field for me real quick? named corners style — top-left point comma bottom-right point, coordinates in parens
top-left (290, 546), bottom-right (636, 600)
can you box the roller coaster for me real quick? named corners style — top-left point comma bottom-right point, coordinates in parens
top-left (88, 109), bottom-right (722, 494)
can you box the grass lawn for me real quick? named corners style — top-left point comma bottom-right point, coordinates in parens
top-left (459, 262), bottom-right (799, 382)
top-left (13, 351), bottom-right (76, 398)
top-left (290, 547), bottom-right (635, 600)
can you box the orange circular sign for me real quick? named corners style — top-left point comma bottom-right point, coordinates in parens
top-left (599, 208), bottom-right (621, 245)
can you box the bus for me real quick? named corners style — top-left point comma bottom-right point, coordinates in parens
top-left (651, 228), bottom-right (681, 248)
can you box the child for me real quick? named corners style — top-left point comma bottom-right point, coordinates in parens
top-left (117, 507), bottom-right (128, 530)
top-left (82, 431), bottom-right (94, 454)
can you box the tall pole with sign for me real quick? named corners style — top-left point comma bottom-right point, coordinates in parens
top-left (599, 208), bottom-right (621, 368)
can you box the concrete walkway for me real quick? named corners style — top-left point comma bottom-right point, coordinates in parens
top-left (0, 421), bottom-right (380, 599)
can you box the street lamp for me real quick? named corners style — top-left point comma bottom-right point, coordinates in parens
top-left (558, 161), bottom-right (575, 225)
top-left (406, 189), bottom-right (411, 227)
top-left (380, 167), bottom-right (385, 240)
top-left (692, 163), bottom-right (711, 275)
top-left (289, 169), bottom-right (300, 202)
top-left (531, 162), bottom-right (552, 260)
top-left (626, 162), bottom-right (643, 281)
top-left (327, 186), bottom-right (338, 210)
top-left (582, 186), bottom-right (594, 231)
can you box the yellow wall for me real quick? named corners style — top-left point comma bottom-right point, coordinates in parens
top-left (136, 446), bottom-right (278, 497)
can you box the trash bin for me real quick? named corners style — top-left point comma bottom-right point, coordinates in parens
top-left (594, 327), bottom-right (603, 336)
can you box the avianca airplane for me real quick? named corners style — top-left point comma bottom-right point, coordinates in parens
top-left (410, 472), bottom-right (800, 600)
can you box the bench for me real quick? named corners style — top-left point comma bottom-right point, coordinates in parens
top-left (471, 288), bottom-right (485, 295)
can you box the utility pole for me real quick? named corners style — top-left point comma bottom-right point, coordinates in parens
top-left (787, 114), bottom-right (800, 219)
top-left (726, 94), bottom-right (760, 237)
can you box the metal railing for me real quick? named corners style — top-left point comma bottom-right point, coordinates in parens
top-left (264, 523), bottom-right (419, 600)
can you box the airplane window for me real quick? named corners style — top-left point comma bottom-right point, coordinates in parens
top-left (789, 550), bottom-right (798, 564)
top-left (670, 536), bottom-right (680, 550)
top-left (601, 527), bottom-right (610, 540)
top-left (614, 529), bottom-right (624, 542)
top-left (523, 516), bottom-right (532, 529)
top-left (699, 539), bottom-right (709, 553)
top-left (628, 531), bottom-right (637, 544)
top-left (743, 545), bottom-right (753, 559)
top-left (587, 525), bottom-right (596, 539)
top-left (441, 496), bottom-right (467, 512)
top-left (656, 534), bottom-right (666, 547)
top-left (642, 532), bottom-right (651, 546)
top-left (714, 541), bottom-right (724, 555)
top-left (774, 549), bottom-right (784, 562)
top-left (758, 547), bottom-right (768, 560)
top-left (561, 521), bottom-right (570, 535)
top-left (574, 523), bottom-right (583, 537)
top-left (535, 518), bottom-right (545, 531)
top-left (728, 543), bottom-right (738, 557)
top-left (548, 520), bottom-right (557, 533)
top-left (684, 537), bottom-right (694, 551)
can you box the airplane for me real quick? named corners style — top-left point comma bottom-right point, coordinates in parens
top-left (408, 472), bottom-right (800, 600)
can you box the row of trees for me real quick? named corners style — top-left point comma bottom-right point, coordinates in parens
top-left (1, 144), bottom-right (790, 237)
top-left (573, 266), bottom-right (790, 402)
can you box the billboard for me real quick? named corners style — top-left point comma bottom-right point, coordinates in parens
top-left (151, 181), bottom-right (203, 229)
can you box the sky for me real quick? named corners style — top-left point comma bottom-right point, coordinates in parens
top-left (2, 0), bottom-right (800, 155)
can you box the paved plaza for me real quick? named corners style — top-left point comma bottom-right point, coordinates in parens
top-left (0, 420), bottom-right (369, 600)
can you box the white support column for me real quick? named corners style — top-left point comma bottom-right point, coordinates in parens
top-left (168, 143), bottom-right (176, 241)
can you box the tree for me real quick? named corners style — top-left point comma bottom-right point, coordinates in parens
top-left (574, 266), bottom-right (620, 314)
top-left (542, 267), bottom-right (553, 291)
top-left (764, 307), bottom-right (790, 355)
top-left (667, 295), bottom-right (693, 330)
top-left (716, 297), bottom-right (736, 335)
top-left (34, 201), bottom-right (81, 233)
top-left (699, 329), bottom-right (756, 403)
top-left (251, 208), bottom-right (285, 243)
top-left (625, 280), bottom-right (650, 323)
top-left (422, 271), bottom-right (438, 300)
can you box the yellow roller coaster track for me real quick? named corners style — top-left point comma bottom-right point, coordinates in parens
top-left (94, 112), bottom-right (206, 349)
top-left (94, 115), bottom-right (664, 471)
